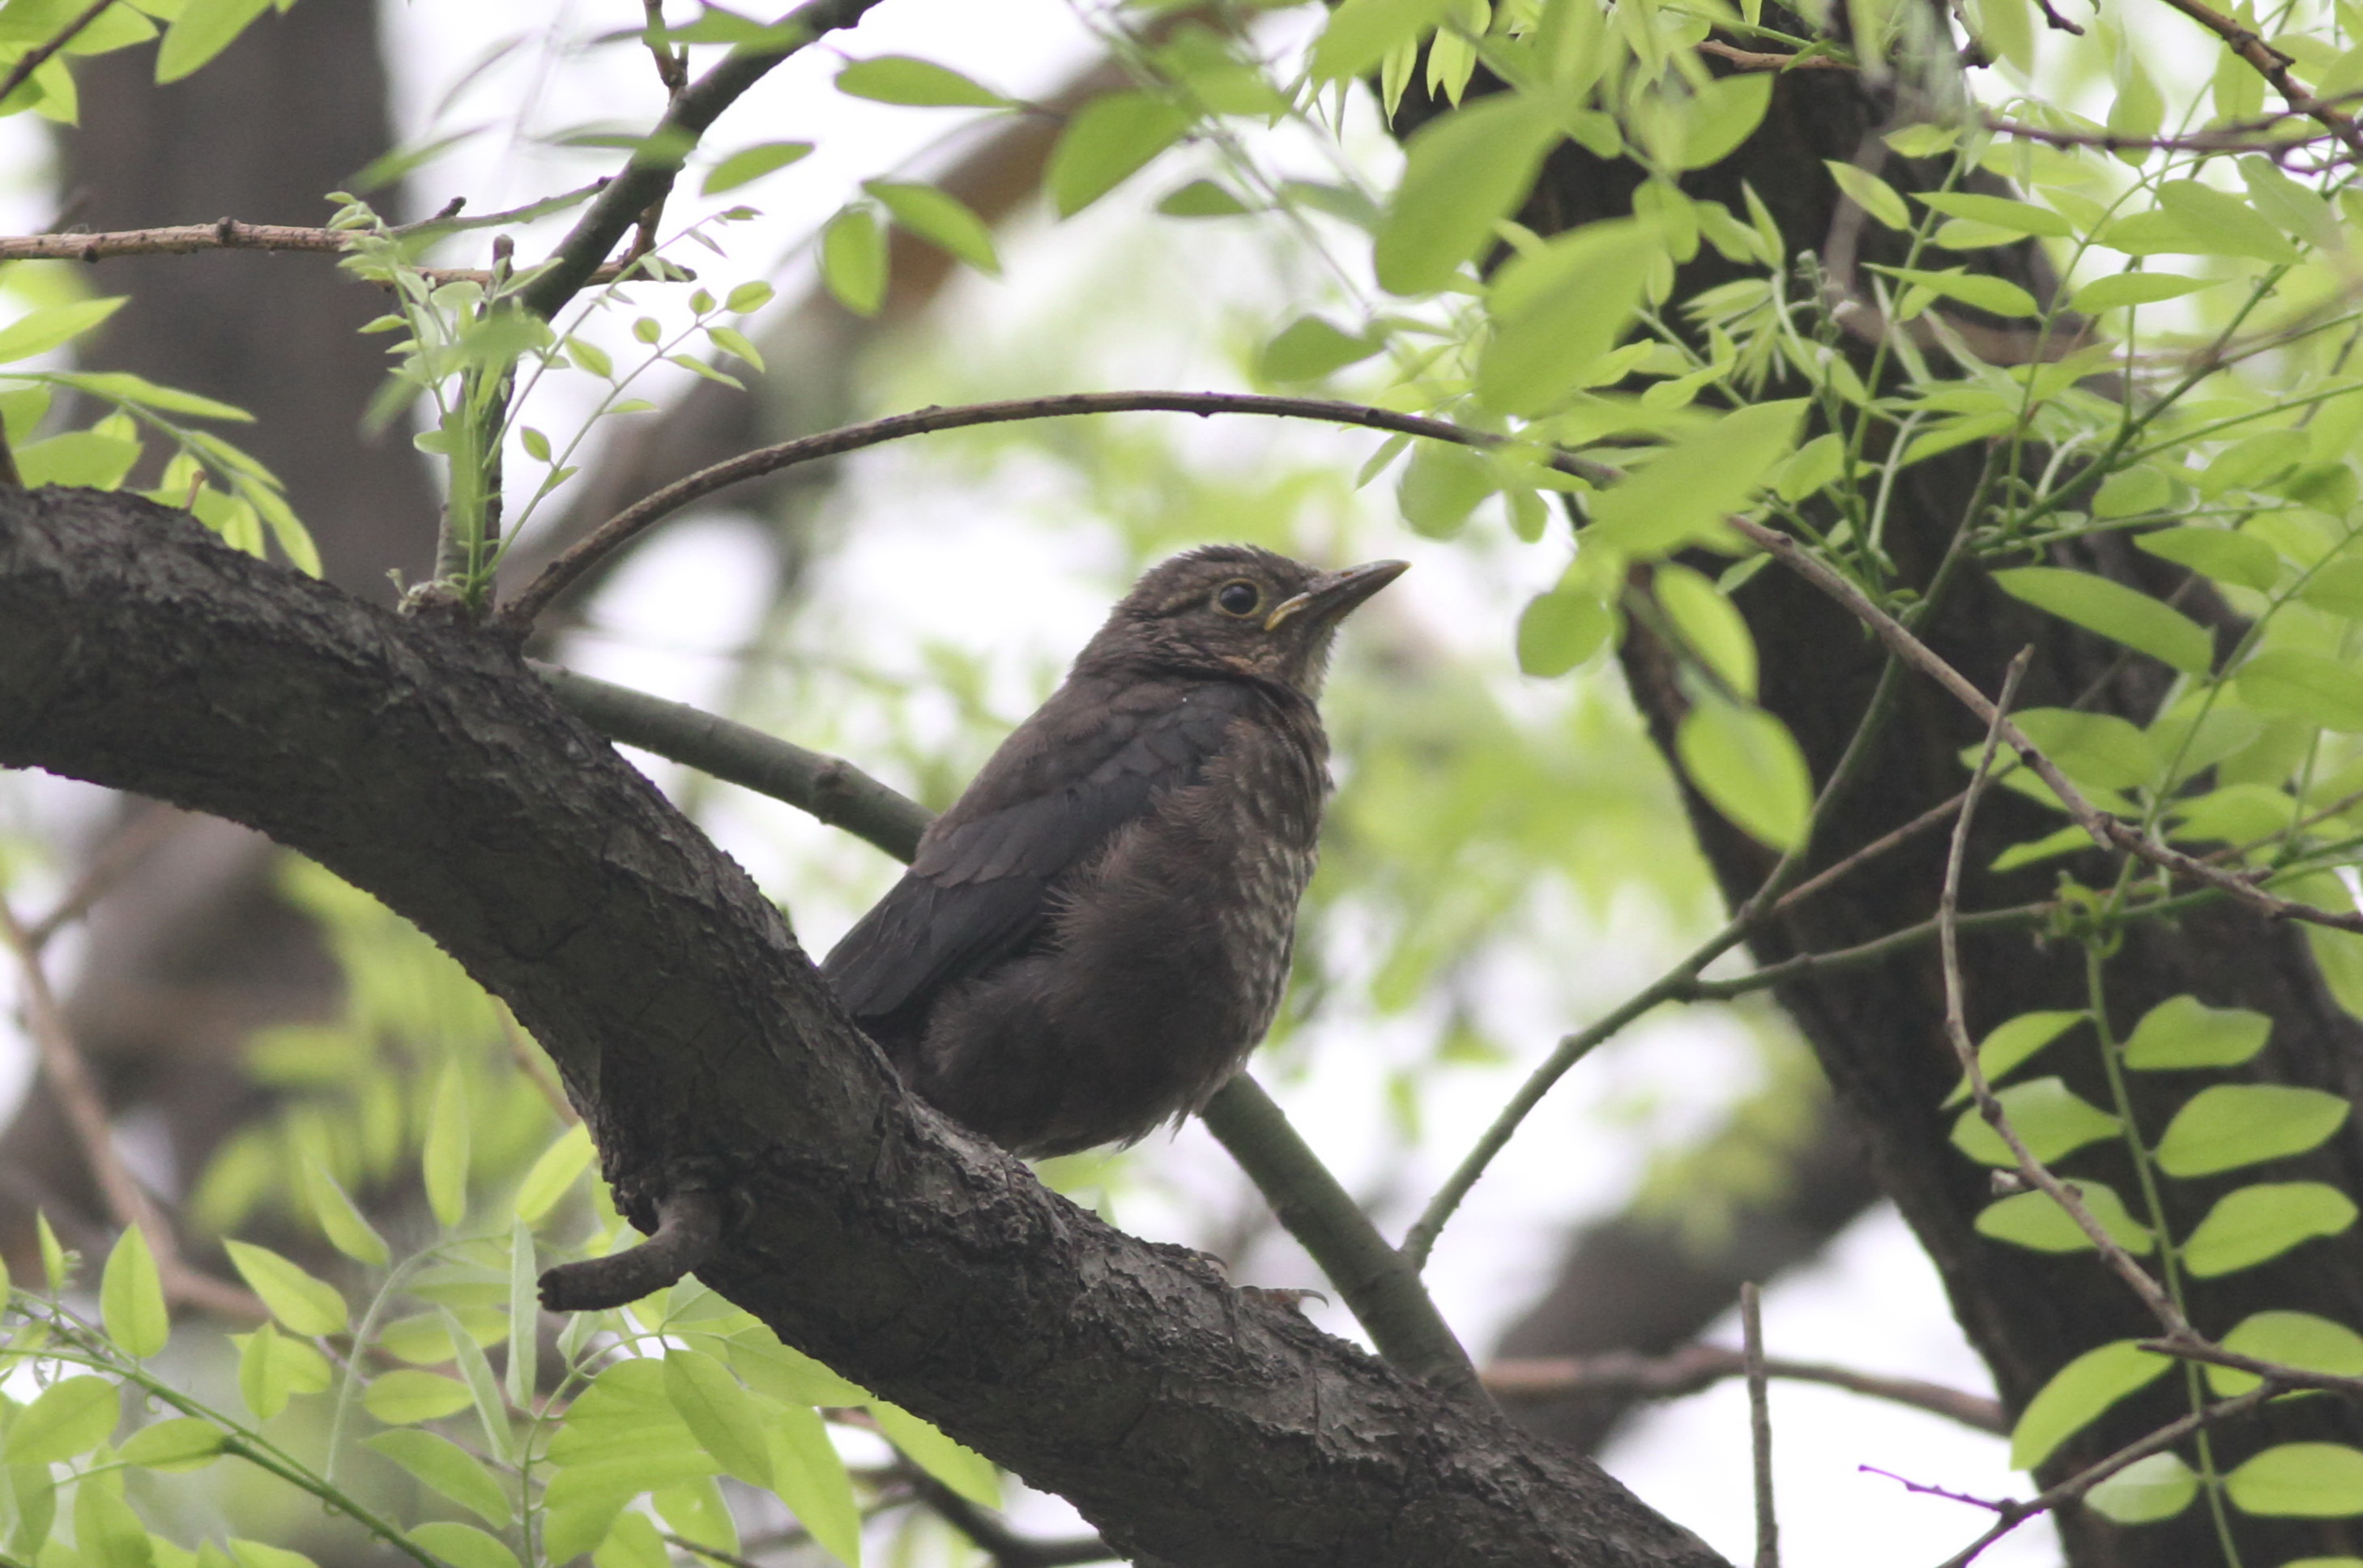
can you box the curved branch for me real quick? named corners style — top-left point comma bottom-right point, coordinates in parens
top-left (497, 391), bottom-right (1602, 628)
top-left (539, 1186), bottom-right (722, 1311)
top-left (0, 488), bottom-right (1722, 1568)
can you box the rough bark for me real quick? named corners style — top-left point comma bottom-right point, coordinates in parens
top-left (0, 485), bottom-right (1728, 1568)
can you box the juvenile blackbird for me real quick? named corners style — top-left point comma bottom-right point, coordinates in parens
top-left (822, 543), bottom-right (1406, 1158)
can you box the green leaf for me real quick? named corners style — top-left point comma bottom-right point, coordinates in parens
top-left (2071, 271), bottom-right (2212, 313)
top-left (2183, 1182), bottom-right (2359, 1276)
top-left (224, 1240), bottom-right (345, 1336)
top-left (1516, 590), bottom-right (1612, 676)
top-left (409, 1523), bottom-right (521, 1568)
top-left (38, 1208), bottom-right (68, 1290)
top-left (1589, 400), bottom-right (1804, 558)
top-left (727, 1327), bottom-right (868, 1408)
top-left (514, 1124), bottom-right (593, 1225)
top-left (2122, 995), bottom-right (2271, 1070)
top-left (2135, 526), bottom-right (2278, 592)
top-left (1310, 0), bottom-right (1454, 80)
top-left (2010, 1340), bottom-right (2172, 1469)
top-left (1822, 161), bottom-right (1911, 230)
top-left (664, 1349), bottom-right (773, 1488)
top-left (1259, 316), bottom-right (1380, 382)
top-left (2299, 558), bottom-right (2363, 618)
top-left (1474, 219), bottom-right (1660, 415)
top-left (2207, 1310), bottom-right (2363, 1395)
top-left (52, 370), bottom-right (248, 421)
top-left (818, 207), bottom-right (888, 317)
top-left (1046, 92), bottom-right (1192, 218)
top-left (1944, 1010), bottom-right (2086, 1105)
top-left (835, 56), bottom-right (1010, 109)
top-left (227, 1540), bottom-right (318, 1568)
top-left (118, 1418), bottom-right (224, 1473)
top-left (1375, 94), bottom-right (1559, 295)
top-left (506, 1216), bottom-right (538, 1409)
top-left (1870, 265), bottom-right (2040, 318)
top-left (1950, 1076), bottom-right (2121, 1166)
top-left (16, 428), bottom-right (140, 488)
top-left (869, 1400), bottom-right (996, 1508)
top-left (2085, 1452), bottom-right (2198, 1524)
top-left (766, 1404), bottom-right (859, 1566)
top-left (442, 1306), bottom-right (514, 1463)
top-left (726, 281), bottom-right (774, 315)
top-left (6, 1377), bottom-right (119, 1464)
top-left (2002, 708), bottom-right (2157, 790)
top-left (363, 1370), bottom-right (476, 1425)
top-left (2225, 1444), bottom-right (2363, 1517)
top-left (234, 1323), bottom-right (331, 1420)
top-left (100, 1225), bottom-right (168, 1357)
top-left (1670, 73), bottom-right (1773, 170)
top-left (75, 1482), bottom-right (149, 1568)
top-left (1158, 180), bottom-right (1253, 218)
top-left (1916, 190), bottom-right (2073, 238)
top-left (700, 141), bottom-right (813, 195)
top-left (365, 1431), bottom-right (512, 1527)
top-left (424, 1062), bottom-right (471, 1229)
top-left (1396, 441), bottom-right (1495, 537)
top-left (1991, 567), bottom-right (2212, 675)
top-left (0, 297), bottom-right (126, 365)
top-left (1975, 1180), bottom-right (2154, 1255)
top-left (564, 336), bottom-right (613, 381)
top-left (300, 1157), bottom-right (389, 1267)
top-left (154, 0), bottom-right (269, 83)
top-left (2237, 649), bottom-right (2363, 731)
top-left (1654, 564), bottom-right (1755, 699)
top-left (1675, 699), bottom-right (1812, 852)
top-left (864, 181), bottom-right (999, 275)
top-left (2155, 179), bottom-right (2301, 262)
top-left (2154, 1084), bottom-right (2350, 1177)
top-left (654, 1476), bottom-right (737, 1557)
top-left (593, 1513), bottom-right (668, 1568)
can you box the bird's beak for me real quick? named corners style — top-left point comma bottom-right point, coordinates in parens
top-left (1265, 559), bottom-right (1410, 632)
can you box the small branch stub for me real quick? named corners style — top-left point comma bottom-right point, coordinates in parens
top-left (539, 1187), bottom-right (723, 1311)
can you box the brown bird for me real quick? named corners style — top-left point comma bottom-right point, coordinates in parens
top-left (822, 543), bottom-right (1406, 1158)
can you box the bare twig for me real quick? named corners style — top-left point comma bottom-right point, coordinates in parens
top-left (0, 219), bottom-right (662, 286)
top-left (2139, 1335), bottom-right (2363, 1400)
top-left (1485, 1346), bottom-right (2008, 1433)
top-left (21, 800), bottom-right (181, 949)
top-left (1931, 1383), bottom-right (2284, 1568)
top-left (498, 391), bottom-right (1613, 629)
top-left (0, 0), bottom-right (117, 112)
top-left (1862, 1465), bottom-right (2008, 1511)
top-left (1935, 648), bottom-right (2190, 1334)
top-left (1742, 1284), bottom-right (1779, 1568)
top-left (0, 897), bottom-right (262, 1319)
top-left (1767, 789), bottom-right (1969, 918)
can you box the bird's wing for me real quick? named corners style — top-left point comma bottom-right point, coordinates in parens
top-left (821, 673), bottom-right (1257, 1024)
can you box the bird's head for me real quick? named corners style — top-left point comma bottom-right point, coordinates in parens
top-left (1077, 543), bottom-right (1408, 694)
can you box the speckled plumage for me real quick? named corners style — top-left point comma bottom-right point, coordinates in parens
top-left (822, 544), bottom-right (1405, 1158)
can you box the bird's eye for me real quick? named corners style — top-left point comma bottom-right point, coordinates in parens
top-left (1214, 580), bottom-right (1263, 618)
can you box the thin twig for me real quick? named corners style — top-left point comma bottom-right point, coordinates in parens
top-left (2139, 1334), bottom-right (2363, 1400)
top-left (1485, 1346), bottom-right (2007, 1433)
top-left (498, 391), bottom-right (1614, 628)
top-left (1698, 40), bottom-right (1856, 69)
top-left (1742, 1283), bottom-right (1779, 1568)
top-left (1931, 1383), bottom-right (2284, 1568)
top-left (0, 219), bottom-right (661, 286)
top-left (1935, 649), bottom-right (2190, 1333)
top-left (0, 0), bottom-right (117, 112)
top-left (1766, 789), bottom-right (1968, 918)
top-left (21, 800), bottom-right (181, 949)
top-left (0, 897), bottom-right (262, 1319)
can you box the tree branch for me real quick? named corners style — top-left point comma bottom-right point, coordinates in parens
top-left (0, 0), bottom-right (117, 112)
top-left (1485, 1347), bottom-right (2007, 1434)
top-left (0, 489), bottom-right (1713, 1568)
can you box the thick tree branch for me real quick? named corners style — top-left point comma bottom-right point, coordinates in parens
top-left (0, 488), bottom-right (1721, 1568)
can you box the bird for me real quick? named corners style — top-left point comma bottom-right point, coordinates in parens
top-left (821, 543), bottom-right (1407, 1159)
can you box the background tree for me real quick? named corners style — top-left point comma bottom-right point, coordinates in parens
top-left (1, 1), bottom-right (2361, 1566)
